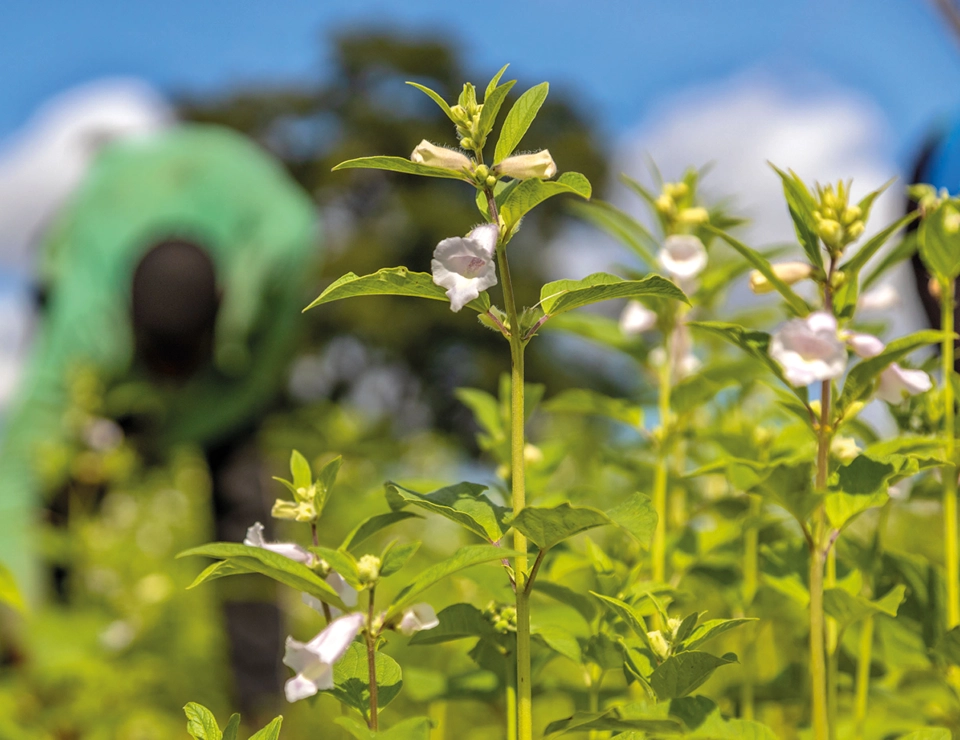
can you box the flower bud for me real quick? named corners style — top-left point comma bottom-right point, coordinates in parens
top-left (841, 205), bottom-right (862, 225)
top-left (831, 435), bottom-right (861, 463)
top-left (474, 164), bottom-right (490, 180)
top-left (820, 206), bottom-right (837, 221)
top-left (749, 262), bottom-right (812, 294)
top-left (846, 221), bottom-right (864, 240)
top-left (357, 554), bottom-right (381, 585)
top-left (450, 104), bottom-right (467, 122)
top-left (664, 182), bottom-right (689, 200)
top-left (411, 140), bottom-right (471, 171)
top-left (655, 194), bottom-right (675, 215)
top-left (817, 218), bottom-right (842, 245)
top-left (460, 137), bottom-right (476, 151)
top-left (485, 175), bottom-right (497, 187)
top-left (647, 630), bottom-right (671, 660)
top-left (495, 150), bottom-right (557, 180)
top-left (678, 206), bottom-right (709, 225)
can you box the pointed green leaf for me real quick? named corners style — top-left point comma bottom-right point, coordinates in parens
top-left (680, 618), bottom-right (756, 652)
top-left (540, 273), bottom-right (687, 318)
top-left (340, 511), bottom-right (422, 552)
top-left (326, 642), bottom-right (403, 713)
top-left (184, 703), bottom-right (222, 740)
top-left (824, 491), bottom-right (889, 531)
top-left (485, 64), bottom-right (510, 100)
top-left (769, 164), bottom-right (823, 269)
top-left (385, 481), bottom-right (509, 542)
top-left (332, 155), bottom-right (469, 181)
top-left (380, 541), bottom-right (420, 578)
top-left (509, 503), bottom-right (612, 550)
top-left (494, 82), bottom-right (549, 164)
top-left (545, 708), bottom-right (683, 736)
top-left (823, 585), bottom-right (905, 628)
top-left (704, 225), bottom-right (809, 314)
top-left (309, 546), bottom-right (360, 588)
top-left (920, 198), bottom-right (960, 281)
top-left (533, 625), bottom-right (582, 663)
top-left (477, 79), bottom-right (517, 142)
top-left (840, 212), bottom-right (918, 275)
top-left (290, 450), bottom-right (312, 491)
top-left (317, 456), bottom-right (342, 495)
top-left (534, 581), bottom-right (598, 622)
top-left (221, 715), bottom-right (241, 740)
top-left (247, 717), bottom-right (283, 740)
top-left (543, 388), bottom-right (642, 427)
top-left (500, 172), bottom-right (592, 229)
top-left (606, 492), bottom-right (658, 547)
top-left (405, 81), bottom-right (454, 120)
top-left (568, 199), bottom-right (658, 265)
top-left (591, 592), bottom-right (651, 647)
top-left (839, 330), bottom-right (944, 409)
top-left (388, 545), bottom-right (517, 617)
top-left (305, 267), bottom-right (491, 313)
top-left (408, 603), bottom-right (492, 645)
top-left (650, 651), bottom-right (738, 700)
top-left (178, 543), bottom-right (347, 610)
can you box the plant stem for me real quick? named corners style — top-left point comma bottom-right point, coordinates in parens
top-left (366, 587), bottom-right (378, 731)
top-left (652, 332), bottom-right (672, 585)
top-left (809, 535), bottom-right (829, 740)
top-left (487, 187), bottom-right (532, 740)
top-left (943, 279), bottom-right (959, 629)
top-left (506, 651), bottom-right (518, 740)
top-left (741, 493), bottom-right (760, 721)
top-left (825, 547), bottom-right (838, 740)
top-left (853, 615), bottom-right (874, 740)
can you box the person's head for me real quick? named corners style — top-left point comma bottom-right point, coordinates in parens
top-left (131, 238), bottom-right (220, 380)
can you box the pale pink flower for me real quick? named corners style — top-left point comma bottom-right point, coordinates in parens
top-left (769, 312), bottom-right (847, 387)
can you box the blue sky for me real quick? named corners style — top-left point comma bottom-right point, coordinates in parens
top-left (2, 1), bottom-right (960, 161)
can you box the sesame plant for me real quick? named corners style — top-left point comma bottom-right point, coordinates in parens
top-left (171, 65), bottom-right (960, 740)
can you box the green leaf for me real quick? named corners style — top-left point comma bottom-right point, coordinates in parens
top-left (477, 79), bottom-right (517, 142)
top-left (385, 481), bottom-right (509, 542)
top-left (222, 714), bottom-right (241, 740)
top-left (934, 626), bottom-right (960, 666)
top-left (533, 625), bottom-right (582, 663)
top-left (305, 267), bottom-right (491, 313)
top-left (836, 454), bottom-right (896, 495)
top-left (669, 695), bottom-right (717, 731)
top-left (494, 81), bottom-right (549, 163)
top-left (919, 198), bottom-right (960, 281)
top-left (544, 709), bottom-right (683, 736)
top-left (485, 64), bottom-right (510, 100)
top-left (326, 642), bottom-right (403, 713)
top-left (310, 546), bottom-right (360, 588)
top-left (405, 81), bottom-right (454, 121)
top-left (290, 450), bottom-right (312, 491)
top-left (823, 585), bottom-right (905, 628)
top-left (509, 503), bottom-right (612, 550)
top-left (590, 592), bottom-right (651, 647)
top-left (568, 199), bottom-right (658, 265)
top-left (680, 618), bottom-right (756, 652)
top-left (534, 581), bottom-right (598, 623)
top-left (340, 511), bottom-right (422, 552)
top-left (387, 545), bottom-right (516, 618)
top-left (769, 164), bottom-right (823, 269)
top-left (542, 388), bottom-right (642, 427)
top-left (247, 717), bottom-right (283, 740)
top-left (500, 172), bottom-right (592, 230)
top-left (332, 155), bottom-right (469, 181)
top-left (704, 225), bottom-right (809, 314)
top-left (838, 330), bottom-right (944, 409)
top-left (317, 456), bottom-right (342, 496)
top-left (378, 717), bottom-right (434, 740)
top-left (840, 212), bottom-right (918, 275)
top-left (606, 492), bottom-right (658, 547)
top-left (649, 651), bottom-right (738, 700)
top-left (899, 730), bottom-right (952, 740)
top-left (540, 273), bottom-right (687, 318)
top-left (0, 562), bottom-right (24, 613)
top-left (380, 541), bottom-right (420, 578)
top-left (178, 543), bottom-right (347, 610)
top-left (184, 702), bottom-right (222, 740)
top-left (824, 491), bottom-right (889, 531)
top-left (408, 603), bottom-right (492, 645)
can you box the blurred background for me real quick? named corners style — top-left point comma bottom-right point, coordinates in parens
top-left (2, 1), bottom-right (960, 737)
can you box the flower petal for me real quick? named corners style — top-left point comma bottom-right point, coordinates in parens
top-left (619, 300), bottom-right (657, 336)
top-left (769, 311), bottom-right (847, 387)
top-left (398, 603), bottom-right (439, 636)
top-left (877, 364), bottom-right (932, 404)
top-left (658, 235), bottom-right (708, 280)
top-left (467, 223), bottom-right (500, 257)
top-left (306, 612), bottom-right (366, 664)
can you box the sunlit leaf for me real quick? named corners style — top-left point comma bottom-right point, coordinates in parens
top-left (509, 503), bottom-right (611, 550)
top-left (540, 273), bottom-right (687, 318)
top-left (649, 651), bottom-right (738, 700)
top-left (494, 82), bottom-right (549, 163)
top-left (385, 481), bottom-right (509, 542)
top-left (332, 155), bottom-right (470, 181)
top-left (326, 642), bottom-right (403, 713)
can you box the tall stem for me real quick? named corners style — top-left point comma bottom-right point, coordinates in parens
top-left (652, 332), bottom-right (672, 584)
top-left (506, 650), bottom-right (518, 740)
top-left (853, 615), bottom-right (874, 740)
top-left (825, 547), bottom-right (838, 740)
top-left (740, 493), bottom-right (760, 721)
top-left (487, 188), bottom-right (532, 740)
top-left (943, 279), bottom-right (959, 629)
top-left (366, 587), bottom-right (378, 731)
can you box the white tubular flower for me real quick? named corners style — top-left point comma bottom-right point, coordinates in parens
top-left (301, 573), bottom-right (359, 618)
top-left (431, 223), bottom-right (499, 312)
top-left (397, 603), bottom-right (439, 636)
top-left (283, 612), bottom-right (365, 702)
top-left (876, 364), bottom-right (932, 404)
top-left (658, 235), bottom-right (708, 282)
top-left (495, 150), bottom-right (557, 180)
top-left (244, 522), bottom-right (316, 566)
top-left (769, 312), bottom-right (847, 387)
top-left (858, 284), bottom-right (899, 312)
top-left (749, 262), bottom-right (813, 294)
top-left (410, 140), bottom-right (471, 171)
top-left (845, 332), bottom-right (885, 359)
top-left (619, 300), bottom-right (657, 336)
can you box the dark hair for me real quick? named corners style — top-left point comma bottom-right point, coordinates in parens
top-left (131, 238), bottom-right (220, 380)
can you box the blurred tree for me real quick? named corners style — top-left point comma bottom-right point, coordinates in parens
top-left (179, 30), bottom-right (609, 442)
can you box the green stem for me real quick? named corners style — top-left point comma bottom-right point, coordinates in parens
top-left (652, 332), bottom-right (672, 585)
top-left (809, 372), bottom-right (831, 740)
top-left (487, 187), bottom-right (532, 740)
top-left (943, 279), bottom-right (959, 629)
top-left (366, 587), bottom-right (378, 731)
top-left (741, 494), bottom-right (760, 721)
top-left (853, 615), bottom-right (874, 740)
top-left (506, 651), bottom-right (518, 740)
top-left (826, 548), bottom-right (838, 740)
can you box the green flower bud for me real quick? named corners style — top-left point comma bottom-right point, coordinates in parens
top-left (485, 175), bottom-right (498, 187)
top-left (655, 194), bottom-right (675, 215)
top-left (678, 206), bottom-right (709, 226)
top-left (841, 205), bottom-right (861, 225)
top-left (647, 630), bottom-right (670, 660)
top-left (817, 218), bottom-right (842, 245)
top-left (460, 137), bottom-right (476, 151)
top-left (664, 182), bottom-right (688, 200)
top-left (474, 164), bottom-right (490, 180)
top-left (846, 221), bottom-right (865, 240)
top-left (820, 206), bottom-right (837, 221)
top-left (450, 104), bottom-right (467, 122)
top-left (357, 554), bottom-right (381, 585)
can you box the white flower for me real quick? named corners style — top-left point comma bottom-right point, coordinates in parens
top-left (244, 522), bottom-right (316, 566)
top-left (749, 262), bottom-right (813, 294)
top-left (397, 603), bottom-right (439, 636)
top-left (876, 364), bottom-right (932, 404)
top-left (431, 223), bottom-right (499, 312)
top-left (858, 284), bottom-right (899, 312)
top-left (769, 312), bottom-right (847, 387)
top-left (658, 235), bottom-right (708, 282)
top-left (845, 332), bottom-right (885, 359)
top-left (301, 572), bottom-right (359, 618)
top-left (619, 300), bottom-right (657, 336)
top-left (410, 140), bottom-right (471, 171)
top-left (495, 150), bottom-right (557, 180)
top-left (283, 612), bottom-right (365, 702)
